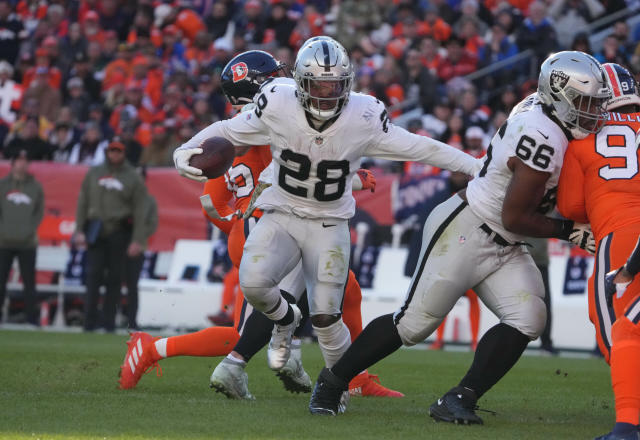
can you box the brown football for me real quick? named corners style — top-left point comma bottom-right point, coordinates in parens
top-left (189, 136), bottom-right (235, 179)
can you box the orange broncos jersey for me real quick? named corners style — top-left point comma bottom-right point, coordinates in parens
top-left (201, 145), bottom-right (272, 235)
top-left (557, 112), bottom-right (640, 242)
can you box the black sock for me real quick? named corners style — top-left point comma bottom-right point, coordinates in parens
top-left (292, 290), bottom-right (310, 337)
top-left (331, 313), bottom-right (403, 382)
top-left (458, 323), bottom-right (529, 399)
top-left (266, 297), bottom-right (294, 326)
top-left (233, 310), bottom-right (273, 361)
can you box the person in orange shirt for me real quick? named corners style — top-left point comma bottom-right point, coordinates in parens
top-left (119, 49), bottom-right (402, 399)
top-left (557, 63), bottom-right (640, 440)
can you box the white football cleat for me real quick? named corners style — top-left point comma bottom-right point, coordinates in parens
top-left (209, 359), bottom-right (255, 400)
top-left (276, 345), bottom-right (312, 393)
top-left (267, 304), bottom-right (302, 371)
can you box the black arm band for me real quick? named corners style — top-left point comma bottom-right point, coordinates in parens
top-left (626, 236), bottom-right (640, 276)
top-left (554, 219), bottom-right (574, 241)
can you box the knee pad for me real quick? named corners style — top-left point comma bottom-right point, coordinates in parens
top-left (503, 295), bottom-right (547, 340)
top-left (313, 319), bottom-right (351, 368)
top-left (394, 309), bottom-right (443, 347)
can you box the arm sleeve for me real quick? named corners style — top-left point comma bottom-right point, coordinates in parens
top-left (557, 145), bottom-right (588, 223)
top-left (202, 178), bottom-right (234, 236)
top-left (175, 112), bottom-right (271, 152)
top-left (366, 120), bottom-right (480, 176)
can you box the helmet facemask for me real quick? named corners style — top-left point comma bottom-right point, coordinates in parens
top-left (564, 89), bottom-right (609, 136)
top-left (293, 38), bottom-right (354, 121)
top-left (298, 75), bottom-right (353, 120)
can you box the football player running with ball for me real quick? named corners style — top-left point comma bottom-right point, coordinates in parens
top-left (174, 37), bottom-right (480, 412)
top-left (307, 50), bottom-right (610, 419)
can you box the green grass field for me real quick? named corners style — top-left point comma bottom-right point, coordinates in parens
top-left (0, 330), bottom-right (614, 440)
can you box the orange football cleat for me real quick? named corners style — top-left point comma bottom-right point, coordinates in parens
top-left (348, 372), bottom-right (404, 398)
top-left (118, 332), bottom-right (162, 389)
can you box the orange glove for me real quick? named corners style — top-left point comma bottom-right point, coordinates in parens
top-left (357, 169), bottom-right (376, 193)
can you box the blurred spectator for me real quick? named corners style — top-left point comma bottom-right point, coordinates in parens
top-left (119, 122), bottom-right (142, 167)
top-left (65, 76), bottom-right (91, 123)
top-left (418, 36), bottom-right (443, 75)
top-left (515, 1), bottom-right (558, 67)
top-left (458, 89), bottom-right (490, 131)
top-left (237, 0), bottom-right (267, 47)
top-left (68, 51), bottom-right (101, 103)
top-left (0, 150), bottom-right (43, 326)
top-left (548, 0), bottom-right (604, 49)
top-left (594, 34), bottom-right (629, 66)
top-left (141, 122), bottom-right (173, 167)
top-left (401, 48), bottom-right (438, 114)
top-left (68, 121), bottom-right (107, 166)
top-left (421, 97), bottom-right (451, 140)
top-left (422, 5), bottom-right (452, 42)
top-left (4, 115), bottom-right (53, 160)
top-left (50, 121), bottom-right (76, 163)
top-left (0, 0), bottom-right (25, 64)
top-left (186, 30), bottom-right (215, 75)
top-left (99, 0), bottom-right (130, 39)
top-left (336, 0), bottom-right (382, 51)
top-left (441, 110), bottom-right (465, 150)
top-left (23, 47), bottom-right (62, 89)
top-left (611, 20), bottom-right (635, 58)
top-left (193, 93), bottom-right (214, 131)
top-left (478, 23), bottom-right (518, 90)
top-left (570, 32), bottom-right (593, 54)
top-left (0, 61), bottom-right (22, 144)
top-left (205, 1), bottom-right (233, 41)
top-left (453, 1), bottom-right (488, 38)
top-left (22, 66), bottom-right (62, 124)
top-left (159, 24), bottom-right (188, 74)
top-left (265, 1), bottom-right (297, 49)
top-left (87, 103), bottom-right (114, 141)
top-left (123, 165), bottom-right (158, 330)
top-left (437, 36), bottom-right (477, 82)
top-left (46, 4), bottom-right (69, 38)
top-left (81, 10), bottom-right (105, 44)
top-left (464, 126), bottom-right (487, 154)
top-left (73, 139), bottom-right (148, 332)
top-left (64, 22), bottom-right (88, 63)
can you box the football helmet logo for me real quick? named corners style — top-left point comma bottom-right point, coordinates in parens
top-left (231, 62), bottom-right (249, 83)
top-left (550, 70), bottom-right (569, 93)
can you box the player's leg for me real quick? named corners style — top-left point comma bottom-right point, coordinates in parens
top-left (467, 290), bottom-right (480, 351)
top-left (300, 217), bottom-right (351, 370)
top-left (430, 248), bottom-right (546, 424)
top-left (342, 270), bottom-right (404, 397)
top-left (84, 241), bottom-right (106, 331)
top-left (209, 266), bottom-right (238, 326)
top-left (597, 228), bottom-right (640, 439)
top-left (310, 195), bottom-right (476, 415)
top-left (239, 211), bottom-right (303, 370)
top-left (590, 233), bottom-right (616, 363)
top-left (103, 230), bottom-right (127, 332)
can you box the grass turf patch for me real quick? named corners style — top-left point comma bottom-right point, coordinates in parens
top-left (0, 330), bottom-right (613, 439)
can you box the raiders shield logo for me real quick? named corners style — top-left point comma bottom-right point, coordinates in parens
top-left (550, 70), bottom-right (569, 93)
top-left (231, 62), bottom-right (249, 83)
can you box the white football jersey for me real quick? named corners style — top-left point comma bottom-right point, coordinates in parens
top-left (466, 93), bottom-right (569, 242)
top-left (179, 82), bottom-right (480, 219)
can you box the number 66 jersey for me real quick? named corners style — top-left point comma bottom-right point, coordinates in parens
top-left (466, 93), bottom-right (569, 243)
top-left (178, 82), bottom-right (479, 219)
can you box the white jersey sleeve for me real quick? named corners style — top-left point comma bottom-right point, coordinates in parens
top-left (176, 108), bottom-right (271, 152)
top-left (362, 98), bottom-right (481, 176)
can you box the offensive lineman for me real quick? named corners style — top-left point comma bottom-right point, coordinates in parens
top-left (174, 37), bottom-right (481, 410)
top-left (308, 50), bottom-right (609, 419)
top-left (557, 63), bottom-right (640, 440)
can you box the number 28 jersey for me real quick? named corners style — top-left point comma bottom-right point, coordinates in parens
top-left (466, 93), bottom-right (569, 242)
top-left (179, 81), bottom-right (479, 219)
top-left (558, 112), bottom-right (640, 243)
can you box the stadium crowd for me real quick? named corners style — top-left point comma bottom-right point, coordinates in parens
top-left (0, 0), bottom-right (638, 171)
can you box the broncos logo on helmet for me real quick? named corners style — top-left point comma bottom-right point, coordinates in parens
top-left (221, 50), bottom-right (286, 105)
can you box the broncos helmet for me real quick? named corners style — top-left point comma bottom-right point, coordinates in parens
top-left (538, 51), bottom-right (610, 139)
top-left (293, 37), bottom-right (354, 120)
top-left (221, 50), bottom-right (286, 106)
top-left (601, 63), bottom-right (640, 111)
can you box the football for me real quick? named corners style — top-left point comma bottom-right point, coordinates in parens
top-left (189, 136), bottom-right (235, 179)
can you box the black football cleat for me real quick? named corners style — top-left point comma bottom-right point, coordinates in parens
top-left (309, 368), bottom-right (349, 416)
top-left (429, 386), bottom-right (484, 425)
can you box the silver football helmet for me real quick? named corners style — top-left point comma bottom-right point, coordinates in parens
top-left (293, 37), bottom-right (354, 120)
top-left (538, 51), bottom-right (610, 139)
